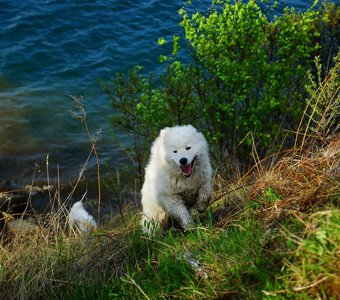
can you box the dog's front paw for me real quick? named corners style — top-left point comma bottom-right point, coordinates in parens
top-left (196, 193), bottom-right (210, 213)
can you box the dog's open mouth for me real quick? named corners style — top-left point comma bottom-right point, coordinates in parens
top-left (180, 156), bottom-right (196, 177)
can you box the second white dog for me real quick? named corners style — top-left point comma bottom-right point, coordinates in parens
top-left (141, 125), bottom-right (212, 235)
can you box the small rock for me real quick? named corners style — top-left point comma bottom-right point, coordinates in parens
top-left (7, 218), bottom-right (38, 236)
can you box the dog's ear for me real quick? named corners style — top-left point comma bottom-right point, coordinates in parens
top-left (186, 124), bottom-right (195, 131)
top-left (159, 127), bottom-right (169, 137)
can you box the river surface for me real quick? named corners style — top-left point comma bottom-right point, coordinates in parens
top-left (0, 0), bottom-right (325, 187)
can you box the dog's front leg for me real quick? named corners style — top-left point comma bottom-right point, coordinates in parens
top-left (196, 184), bottom-right (212, 213)
top-left (161, 195), bottom-right (195, 230)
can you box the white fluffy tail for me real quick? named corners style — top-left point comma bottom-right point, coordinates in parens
top-left (69, 201), bottom-right (97, 232)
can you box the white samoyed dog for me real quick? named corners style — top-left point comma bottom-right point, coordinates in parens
top-left (141, 125), bottom-right (212, 235)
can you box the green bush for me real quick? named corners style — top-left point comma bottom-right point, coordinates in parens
top-left (102, 0), bottom-right (338, 177)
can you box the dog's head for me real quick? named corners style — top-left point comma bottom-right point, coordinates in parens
top-left (158, 125), bottom-right (209, 177)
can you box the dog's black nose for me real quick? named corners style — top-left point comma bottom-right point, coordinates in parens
top-left (179, 157), bottom-right (188, 165)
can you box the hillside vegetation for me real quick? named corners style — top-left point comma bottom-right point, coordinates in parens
top-left (0, 56), bottom-right (338, 299)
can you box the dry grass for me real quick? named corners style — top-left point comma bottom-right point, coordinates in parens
top-left (0, 207), bottom-right (135, 299)
top-left (252, 136), bottom-right (339, 225)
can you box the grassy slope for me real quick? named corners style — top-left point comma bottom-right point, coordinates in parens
top-left (70, 138), bottom-right (339, 300)
top-left (0, 134), bottom-right (337, 300)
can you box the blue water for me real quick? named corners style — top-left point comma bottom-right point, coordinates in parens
top-left (0, 0), bottom-right (324, 185)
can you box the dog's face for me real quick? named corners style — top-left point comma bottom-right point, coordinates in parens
top-left (169, 143), bottom-right (198, 177)
top-left (159, 125), bottom-right (208, 177)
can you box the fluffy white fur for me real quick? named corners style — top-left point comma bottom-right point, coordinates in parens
top-left (69, 201), bottom-right (97, 232)
top-left (141, 125), bottom-right (212, 235)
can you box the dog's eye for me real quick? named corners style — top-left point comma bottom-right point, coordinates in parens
top-left (173, 150), bottom-right (177, 153)
top-left (186, 147), bottom-right (191, 150)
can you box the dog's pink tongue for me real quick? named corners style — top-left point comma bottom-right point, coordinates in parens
top-left (182, 165), bottom-right (192, 176)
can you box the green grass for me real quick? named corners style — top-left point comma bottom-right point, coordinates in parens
top-left (64, 206), bottom-right (338, 300)
top-left (65, 171), bottom-right (340, 300)
top-left (67, 212), bottom-right (283, 299)
top-left (264, 209), bottom-right (340, 300)
top-left (1, 179), bottom-right (338, 300)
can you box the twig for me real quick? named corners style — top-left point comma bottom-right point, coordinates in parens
top-left (23, 163), bottom-right (40, 216)
top-left (45, 154), bottom-right (53, 210)
top-left (210, 183), bottom-right (253, 206)
top-left (293, 276), bottom-right (328, 291)
top-left (289, 210), bottom-right (315, 232)
top-left (124, 275), bottom-right (151, 300)
top-left (71, 95), bottom-right (102, 226)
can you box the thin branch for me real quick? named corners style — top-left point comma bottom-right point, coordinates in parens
top-left (70, 95), bottom-right (102, 226)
